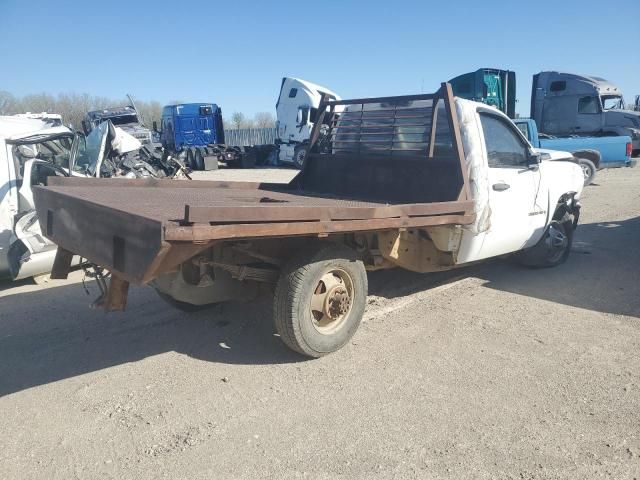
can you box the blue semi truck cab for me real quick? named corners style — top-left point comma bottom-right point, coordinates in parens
top-left (154, 103), bottom-right (242, 170)
top-left (158, 103), bottom-right (225, 151)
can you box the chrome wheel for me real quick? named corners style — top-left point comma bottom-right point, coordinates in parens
top-left (309, 269), bottom-right (354, 334)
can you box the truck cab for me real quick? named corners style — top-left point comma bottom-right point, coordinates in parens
top-left (159, 103), bottom-right (225, 152)
top-left (449, 68), bottom-right (516, 119)
top-left (531, 71), bottom-right (640, 156)
top-left (275, 77), bottom-right (341, 167)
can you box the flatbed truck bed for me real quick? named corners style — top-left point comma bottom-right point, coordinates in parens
top-left (36, 177), bottom-right (474, 284)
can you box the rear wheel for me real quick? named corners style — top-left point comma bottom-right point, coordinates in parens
top-left (293, 144), bottom-right (308, 169)
top-left (185, 148), bottom-right (196, 170)
top-left (273, 244), bottom-right (367, 357)
top-left (240, 148), bottom-right (257, 169)
top-left (194, 148), bottom-right (205, 170)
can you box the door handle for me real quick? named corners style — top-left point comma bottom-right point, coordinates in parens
top-left (492, 182), bottom-right (510, 191)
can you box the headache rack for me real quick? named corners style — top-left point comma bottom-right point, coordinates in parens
top-left (35, 83), bottom-right (474, 286)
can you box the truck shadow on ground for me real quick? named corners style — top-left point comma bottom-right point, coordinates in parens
top-left (478, 215), bottom-right (640, 318)
top-left (0, 216), bottom-right (638, 396)
top-left (368, 215), bottom-right (640, 318)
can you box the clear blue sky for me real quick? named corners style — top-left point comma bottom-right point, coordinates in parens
top-left (1, 0), bottom-right (638, 117)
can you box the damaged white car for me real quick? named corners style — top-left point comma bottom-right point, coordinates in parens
top-left (1, 117), bottom-right (187, 282)
top-left (0, 117), bottom-right (80, 281)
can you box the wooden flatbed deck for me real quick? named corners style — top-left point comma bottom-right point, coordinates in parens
top-left (39, 177), bottom-right (474, 241)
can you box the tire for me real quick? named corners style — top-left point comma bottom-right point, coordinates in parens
top-left (240, 148), bottom-right (257, 169)
top-left (185, 148), bottom-right (196, 170)
top-left (577, 158), bottom-right (596, 186)
top-left (517, 214), bottom-right (573, 268)
top-left (273, 244), bottom-right (367, 357)
top-left (194, 148), bottom-right (205, 170)
top-left (293, 144), bottom-right (308, 169)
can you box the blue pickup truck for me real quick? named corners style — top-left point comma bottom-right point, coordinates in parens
top-left (513, 118), bottom-right (633, 185)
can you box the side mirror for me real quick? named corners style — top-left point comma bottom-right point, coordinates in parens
top-left (81, 120), bottom-right (90, 136)
top-left (527, 150), bottom-right (544, 170)
top-left (296, 109), bottom-right (303, 125)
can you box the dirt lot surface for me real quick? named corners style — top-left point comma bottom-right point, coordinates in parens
top-left (1, 167), bottom-right (639, 479)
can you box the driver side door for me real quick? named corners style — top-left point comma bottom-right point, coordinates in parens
top-left (476, 112), bottom-right (545, 260)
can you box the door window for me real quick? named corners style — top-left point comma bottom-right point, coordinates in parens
top-left (515, 122), bottom-right (530, 141)
top-left (578, 96), bottom-right (599, 114)
top-left (479, 113), bottom-right (528, 168)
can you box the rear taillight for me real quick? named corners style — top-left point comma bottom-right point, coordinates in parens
top-left (627, 142), bottom-right (632, 157)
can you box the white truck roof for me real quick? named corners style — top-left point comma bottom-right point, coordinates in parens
top-left (0, 116), bottom-right (71, 140)
top-left (277, 77), bottom-right (341, 108)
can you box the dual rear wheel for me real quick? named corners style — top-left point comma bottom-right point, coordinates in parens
top-left (273, 245), bottom-right (367, 357)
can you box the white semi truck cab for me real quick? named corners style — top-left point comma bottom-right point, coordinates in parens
top-left (275, 77), bottom-right (341, 168)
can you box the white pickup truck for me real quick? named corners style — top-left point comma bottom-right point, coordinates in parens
top-left (34, 83), bottom-right (584, 357)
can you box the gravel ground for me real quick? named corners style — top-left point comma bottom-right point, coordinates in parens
top-left (1, 166), bottom-right (639, 479)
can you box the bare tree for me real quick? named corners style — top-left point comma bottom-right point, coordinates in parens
top-left (0, 91), bottom-right (17, 115)
top-left (254, 112), bottom-right (275, 128)
top-left (136, 100), bottom-right (163, 128)
top-left (231, 112), bottom-right (245, 130)
top-left (0, 90), bottom-right (169, 131)
top-left (19, 93), bottom-right (57, 115)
